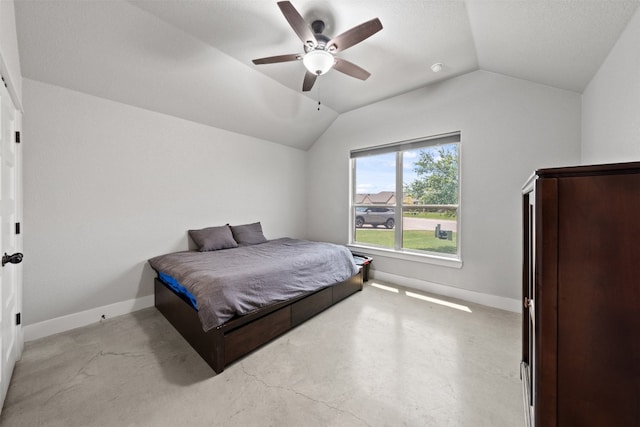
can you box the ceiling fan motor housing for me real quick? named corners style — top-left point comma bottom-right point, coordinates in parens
top-left (311, 20), bottom-right (325, 34)
top-left (305, 20), bottom-right (331, 52)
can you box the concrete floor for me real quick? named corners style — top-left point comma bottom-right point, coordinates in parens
top-left (0, 281), bottom-right (524, 426)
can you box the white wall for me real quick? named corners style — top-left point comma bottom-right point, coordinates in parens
top-left (23, 79), bottom-right (307, 326)
top-left (307, 70), bottom-right (581, 303)
top-left (0, 0), bottom-right (21, 106)
top-left (582, 7), bottom-right (640, 163)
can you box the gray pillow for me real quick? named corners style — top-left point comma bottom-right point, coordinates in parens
top-left (188, 225), bottom-right (238, 252)
top-left (230, 222), bottom-right (268, 246)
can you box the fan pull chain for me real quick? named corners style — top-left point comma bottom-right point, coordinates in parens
top-left (317, 79), bottom-right (321, 111)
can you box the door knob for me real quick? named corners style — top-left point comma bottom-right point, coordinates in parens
top-left (2, 252), bottom-right (23, 267)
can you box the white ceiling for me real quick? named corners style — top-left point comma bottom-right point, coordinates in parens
top-left (15, 0), bottom-right (640, 150)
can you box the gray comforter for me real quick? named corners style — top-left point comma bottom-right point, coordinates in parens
top-left (149, 238), bottom-right (359, 332)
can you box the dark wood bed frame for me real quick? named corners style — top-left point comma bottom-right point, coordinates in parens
top-left (154, 271), bottom-right (363, 374)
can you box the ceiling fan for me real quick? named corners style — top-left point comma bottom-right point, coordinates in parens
top-left (252, 1), bottom-right (383, 92)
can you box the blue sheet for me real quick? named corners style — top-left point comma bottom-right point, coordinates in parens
top-left (158, 271), bottom-right (198, 310)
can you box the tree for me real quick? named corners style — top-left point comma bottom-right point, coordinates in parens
top-left (405, 145), bottom-right (458, 205)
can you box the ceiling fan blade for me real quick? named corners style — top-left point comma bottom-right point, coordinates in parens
top-left (302, 71), bottom-right (317, 92)
top-left (327, 18), bottom-right (383, 53)
top-left (277, 1), bottom-right (317, 48)
top-left (333, 58), bottom-right (371, 80)
top-left (252, 54), bottom-right (301, 65)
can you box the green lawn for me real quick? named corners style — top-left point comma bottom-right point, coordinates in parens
top-left (403, 211), bottom-right (457, 220)
top-left (355, 229), bottom-right (457, 254)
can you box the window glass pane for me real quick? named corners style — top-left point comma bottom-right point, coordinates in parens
top-left (402, 144), bottom-right (458, 255)
top-left (350, 134), bottom-right (460, 260)
top-left (401, 206), bottom-right (457, 254)
top-left (353, 152), bottom-right (396, 249)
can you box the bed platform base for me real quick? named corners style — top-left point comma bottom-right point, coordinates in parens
top-left (154, 271), bottom-right (363, 374)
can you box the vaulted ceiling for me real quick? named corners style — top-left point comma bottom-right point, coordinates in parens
top-left (15, 0), bottom-right (640, 150)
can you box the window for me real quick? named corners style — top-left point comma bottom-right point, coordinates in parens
top-left (350, 132), bottom-right (460, 260)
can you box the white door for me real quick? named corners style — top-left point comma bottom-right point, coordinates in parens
top-left (0, 80), bottom-right (23, 413)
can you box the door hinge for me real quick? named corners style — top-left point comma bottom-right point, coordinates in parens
top-left (16, 312), bottom-right (21, 326)
top-left (15, 222), bottom-right (20, 235)
top-left (15, 131), bottom-right (20, 143)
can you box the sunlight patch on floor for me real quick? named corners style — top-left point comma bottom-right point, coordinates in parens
top-left (370, 282), bottom-right (399, 293)
top-left (370, 281), bottom-right (472, 312)
top-left (405, 291), bottom-right (472, 313)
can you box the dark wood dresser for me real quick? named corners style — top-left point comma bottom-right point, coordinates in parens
top-left (521, 162), bottom-right (640, 427)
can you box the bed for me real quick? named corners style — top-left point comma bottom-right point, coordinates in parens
top-left (148, 223), bottom-right (363, 374)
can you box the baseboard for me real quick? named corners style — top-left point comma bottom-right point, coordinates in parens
top-left (23, 274), bottom-right (520, 341)
top-left (371, 271), bottom-right (521, 313)
top-left (24, 295), bottom-right (155, 342)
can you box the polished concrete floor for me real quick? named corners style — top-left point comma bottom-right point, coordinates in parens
top-left (0, 281), bottom-right (524, 426)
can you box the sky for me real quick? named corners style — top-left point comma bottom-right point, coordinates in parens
top-left (355, 150), bottom-right (419, 195)
top-left (355, 144), bottom-right (458, 195)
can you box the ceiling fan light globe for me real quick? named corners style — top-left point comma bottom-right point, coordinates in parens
top-left (303, 50), bottom-right (334, 75)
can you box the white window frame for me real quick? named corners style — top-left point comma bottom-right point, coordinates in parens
top-left (348, 131), bottom-right (462, 268)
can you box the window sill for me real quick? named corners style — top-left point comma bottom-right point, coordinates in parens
top-left (347, 244), bottom-right (463, 269)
